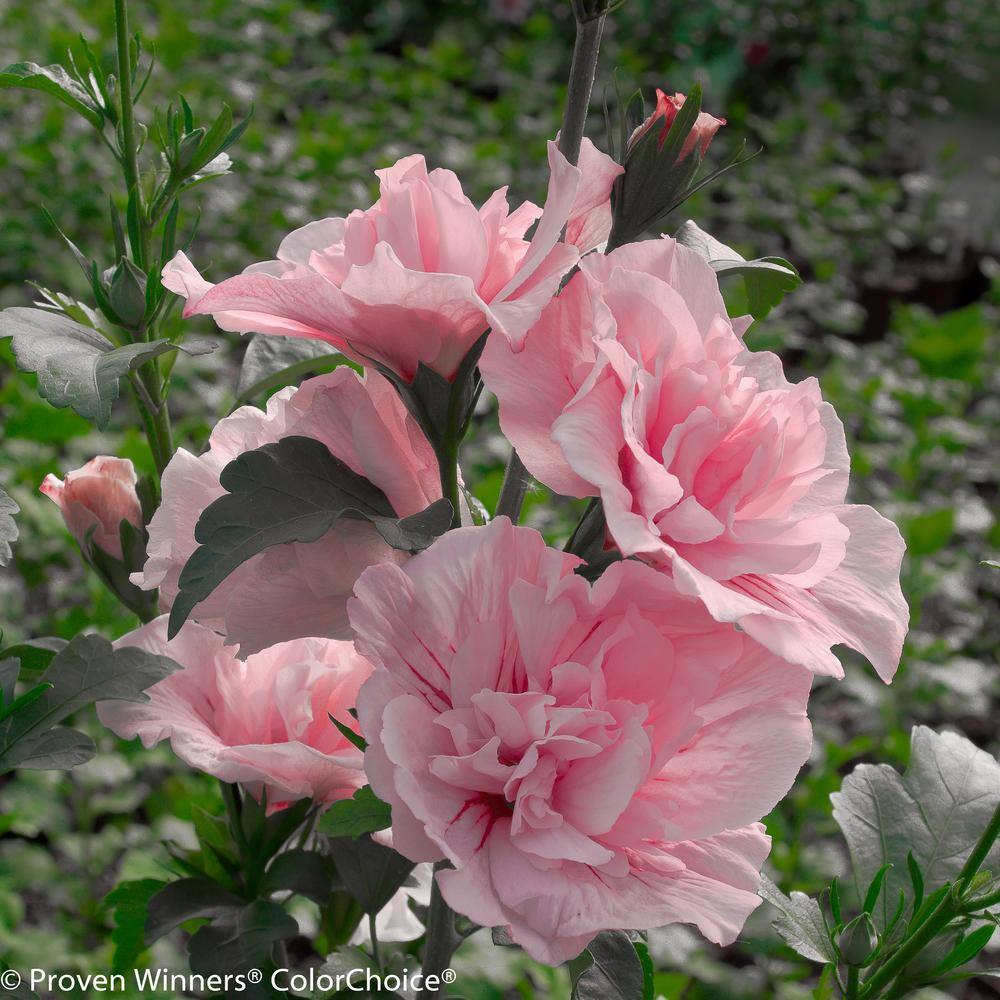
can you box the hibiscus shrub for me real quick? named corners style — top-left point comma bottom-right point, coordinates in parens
top-left (1, 1), bottom-right (997, 998)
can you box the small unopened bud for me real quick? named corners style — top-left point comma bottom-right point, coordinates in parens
top-left (838, 913), bottom-right (878, 967)
top-left (40, 456), bottom-right (143, 561)
top-left (108, 257), bottom-right (148, 328)
top-left (176, 127), bottom-right (207, 171)
top-left (627, 89), bottom-right (726, 162)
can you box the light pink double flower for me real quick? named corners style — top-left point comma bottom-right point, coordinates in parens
top-left (481, 238), bottom-right (908, 681)
top-left (163, 143), bottom-right (593, 381)
top-left (350, 518), bottom-right (813, 964)
top-left (133, 368), bottom-right (441, 656)
top-left (99, 616), bottom-right (371, 809)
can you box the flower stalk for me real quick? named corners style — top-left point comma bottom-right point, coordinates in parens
top-left (495, 1), bottom-right (609, 524)
top-left (114, 0), bottom-right (175, 484)
top-left (419, 862), bottom-right (462, 996)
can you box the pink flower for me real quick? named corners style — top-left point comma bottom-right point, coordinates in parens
top-left (162, 143), bottom-right (584, 381)
top-left (350, 518), bottom-right (813, 964)
top-left (564, 138), bottom-right (624, 254)
top-left (629, 89), bottom-right (726, 161)
top-left (98, 616), bottom-right (371, 809)
top-left (40, 456), bottom-right (142, 560)
top-left (134, 367), bottom-right (441, 656)
top-left (480, 239), bottom-right (908, 681)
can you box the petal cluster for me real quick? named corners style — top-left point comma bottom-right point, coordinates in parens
top-left (481, 238), bottom-right (908, 680)
top-left (163, 143), bottom-right (584, 380)
top-left (134, 367), bottom-right (441, 656)
top-left (98, 616), bottom-right (371, 809)
top-left (350, 518), bottom-right (813, 963)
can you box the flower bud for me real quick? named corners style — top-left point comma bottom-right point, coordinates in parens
top-left (108, 258), bottom-right (148, 329)
top-left (838, 913), bottom-right (879, 967)
top-left (40, 456), bottom-right (143, 561)
top-left (627, 89), bottom-right (726, 162)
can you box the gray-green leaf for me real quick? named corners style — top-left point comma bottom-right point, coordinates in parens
top-left (759, 875), bottom-right (838, 964)
top-left (0, 633), bottom-right (179, 773)
top-left (675, 219), bottom-right (801, 320)
top-left (831, 726), bottom-right (1000, 929)
top-left (167, 435), bottom-right (453, 639)
top-left (0, 486), bottom-right (19, 566)
top-left (572, 930), bottom-right (646, 1000)
top-left (235, 333), bottom-right (344, 404)
top-left (325, 835), bottom-right (415, 915)
top-left (2, 307), bottom-right (214, 428)
top-left (1, 61), bottom-right (103, 127)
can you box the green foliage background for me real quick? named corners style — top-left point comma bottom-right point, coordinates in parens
top-left (0, 0), bottom-right (998, 995)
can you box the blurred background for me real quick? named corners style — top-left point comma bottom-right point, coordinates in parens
top-left (1, 1), bottom-right (998, 996)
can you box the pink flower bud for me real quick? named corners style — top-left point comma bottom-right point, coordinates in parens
top-left (40, 456), bottom-right (142, 560)
top-left (629, 89), bottom-right (726, 161)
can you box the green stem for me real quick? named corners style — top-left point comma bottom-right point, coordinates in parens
top-left (116, 0), bottom-right (175, 481)
top-left (957, 799), bottom-right (1000, 887)
top-left (437, 372), bottom-right (468, 529)
top-left (419, 862), bottom-right (460, 996)
top-left (962, 885), bottom-right (1000, 913)
top-left (113, 0), bottom-right (148, 269)
top-left (856, 890), bottom-right (953, 998)
top-left (438, 439), bottom-right (461, 530)
top-left (369, 910), bottom-right (382, 971)
top-left (494, 4), bottom-right (607, 524)
top-left (845, 966), bottom-right (860, 1000)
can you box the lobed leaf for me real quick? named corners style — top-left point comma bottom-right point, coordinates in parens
top-left (759, 875), bottom-right (838, 965)
top-left (0, 487), bottom-right (19, 567)
top-left (319, 786), bottom-right (392, 840)
top-left (676, 219), bottom-right (801, 319)
top-left (325, 834), bottom-right (415, 915)
top-left (572, 930), bottom-right (647, 1000)
top-left (831, 726), bottom-right (1000, 930)
top-left (1, 307), bottom-right (214, 428)
top-left (105, 879), bottom-right (167, 972)
top-left (167, 435), bottom-right (452, 638)
top-left (235, 333), bottom-right (344, 404)
top-left (0, 633), bottom-right (179, 773)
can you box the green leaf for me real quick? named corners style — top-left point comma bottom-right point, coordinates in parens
top-left (675, 220), bottom-right (802, 319)
top-left (831, 726), bottom-right (1000, 930)
top-left (167, 435), bottom-right (453, 639)
top-left (633, 939), bottom-right (655, 1000)
top-left (930, 924), bottom-right (995, 977)
top-left (235, 333), bottom-right (344, 404)
top-left (325, 834), bottom-right (415, 914)
top-left (572, 930), bottom-right (646, 1000)
top-left (359, 328), bottom-right (489, 449)
top-left (1, 307), bottom-right (214, 428)
top-left (2, 725), bottom-right (95, 770)
top-left (1, 61), bottom-right (103, 127)
top-left (105, 879), bottom-right (167, 972)
top-left (0, 487), bottom-right (19, 567)
top-left (330, 713), bottom-right (367, 752)
top-left (0, 633), bottom-right (179, 773)
top-left (261, 849), bottom-right (337, 904)
top-left (145, 877), bottom-right (244, 944)
top-left (319, 786), bottom-right (392, 840)
top-left (187, 899), bottom-right (298, 976)
top-left (863, 864), bottom-right (893, 914)
top-left (759, 875), bottom-right (839, 964)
